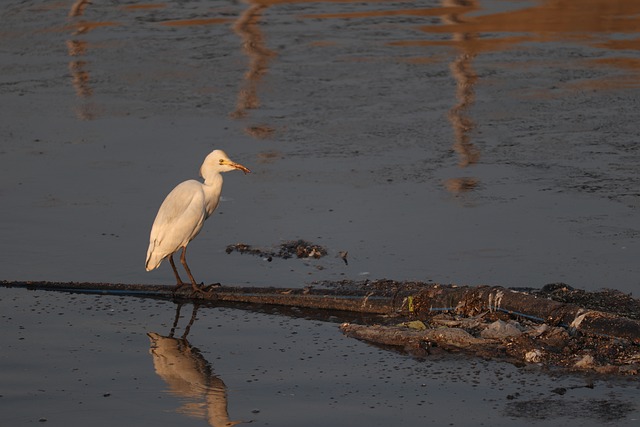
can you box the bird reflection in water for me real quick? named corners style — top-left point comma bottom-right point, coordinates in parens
top-left (148, 304), bottom-right (245, 427)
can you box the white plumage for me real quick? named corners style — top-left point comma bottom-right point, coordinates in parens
top-left (145, 150), bottom-right (250, 291)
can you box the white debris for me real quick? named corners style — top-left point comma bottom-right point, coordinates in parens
top-left (481, 320), bottom-right (522, 339)
top-left (487, 290), bottom-right (504, 312)
top-left (527, 323), bottom-right (549, 338)
top-left (574, 354), bottom-right (595, 369)
top-left (570, 310), bottom-right (590, 329)
top-left (525, 349), bottom-right (543, 363)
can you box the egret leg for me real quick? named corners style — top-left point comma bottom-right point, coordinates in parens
top-left (180, 246), bottom-right (202, 292)
top-left (169, 254), bottom-right (186, 288)
top-left (169, 303), bottom-right (183, 337)
top-left (181, 304), bottom-right (199, 339)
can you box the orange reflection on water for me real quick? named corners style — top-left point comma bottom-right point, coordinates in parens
top-left (159, 18), bottom-right (231, 26)
top-left (245, 125), bottom-right (277, 139)
top-left (389, 35), bottom-right (534, 54)
top-left (303, 5), bottom-right (476, 20)
top-left (66, 1), bottom-right (102, 120)
top-left (567, 57), bottom-right (640, 90)
top-left (303, 0), bottom-right (640, 194)
top-left (67, 21), bottom-right (119, 36)
top-left (380, 0), bottom-right (640, 77)
top-left (250, 0), bottom-right (397, 5)
top-left (444, 177), bottom-right (479, 193)
top-left (592, 57), bottom-right (640, 71)
top-left (120, 3), bottom-right (167, 11)
top-left (402, 0), bottom-right (640, 69)
top-left (417, 0), bottom-right (640, 36)
top-left (68, 60), bottom-right (92, 97)
top-left (230, 0), bottom-right (278, 139)
top-left (448, 51), bottom-right (480, 169)
top-left (595, 38), bottom-right (640, 51)
top-left (65, 39), bottom-right (87, 57)
top-left (442, 0), bottom-right (481, 174)
top-left (68, 0), bottom-right (90, 17)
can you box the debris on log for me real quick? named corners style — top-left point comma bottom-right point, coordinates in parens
top-left (340, 314), bottom-right (640, 375)
top-left (533, 283), bottom-right (640, 320)
top-left (2, 279), bottom-right (639, 375)
top-left (400, 283), bottom-right (640, 344)
top-left (3, 280), bottom-right (639, 343)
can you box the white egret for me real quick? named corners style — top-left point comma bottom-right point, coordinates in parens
top-left (145, 150), bottom-right (250, 291)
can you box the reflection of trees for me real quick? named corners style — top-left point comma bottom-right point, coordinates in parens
top-left (442, 0), bottom-right (480, 194)
top-left (67, 0), bottom-right (95, 120)
top-left (418, 0), bottom-right (640, 91)
top-left (428, 0), bottom-right (640, 36)
top-left (231, 0), bottom-right (278, 138)
top-left (148, 304), bottom-right (245, 427)
top-left (448, 51), bottom-right (480, 167)
top-left (67, 52), bottom-right (92, 101)
top-left (69, 0), bottom-right (90, 18)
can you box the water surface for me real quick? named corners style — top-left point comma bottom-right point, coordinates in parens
top-left (1, 0), bottom-right (639, 425)
top-left (2, 287), bottom-right (639, 426)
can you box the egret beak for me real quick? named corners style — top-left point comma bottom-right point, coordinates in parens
top-left (223, 159), bottom-right (251, 174)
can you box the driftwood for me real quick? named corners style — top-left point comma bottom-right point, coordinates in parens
top-left (2, 280), bottom-right (640, 373)
top-left (339, 320), bottom-right (640, 375)
top-left (340, 323), bottom-right (492, 350)
top-left (0, 280), bottom-right (396, 313)
top-left (407, 285), bottom-right (640, 344)
top-left (1, 280), bottom-right (639, 345)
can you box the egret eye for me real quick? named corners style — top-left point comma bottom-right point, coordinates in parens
top-left (219, 159), bottom-right (225, 165)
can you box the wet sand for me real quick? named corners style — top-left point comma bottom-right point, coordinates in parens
top-left (1, 0), bottom-right (639, 425)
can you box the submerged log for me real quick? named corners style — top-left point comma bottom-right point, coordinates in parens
top-left (340, 323), bottom-right (493, 350)
top-left (0, 280), bottom-right (398, 313)
top-left (340, 321), bottom-right (640, 375)
top-left (1, 280), bottom-right (639, 344)
top-left (2, 280), bottom-right (639, 374)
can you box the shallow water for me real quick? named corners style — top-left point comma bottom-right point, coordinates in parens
top-left (2, 287), bottom-right (639, 426)
top-left (1, 0), bottom-right (638, 291)
top-left (1, 0), bottom-right (639, 425)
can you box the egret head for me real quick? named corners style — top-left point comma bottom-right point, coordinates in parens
top-left (200, 150), bottom-right (251, 178)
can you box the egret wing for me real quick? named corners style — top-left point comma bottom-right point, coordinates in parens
top-left (146, 180), bottom-right (206, 269)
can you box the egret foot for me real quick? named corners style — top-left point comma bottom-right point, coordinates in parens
top-left (173, 282), bottom-right (192, 292)
top-left (186, 282), bottom-right (220, 299)
top-left (190, 282), bottom-right (206, 294)
top-left (172, 282), bottom-right (210, 299)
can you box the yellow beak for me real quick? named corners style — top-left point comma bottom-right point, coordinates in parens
top-left (222, 159), bottom-right (251, 174)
